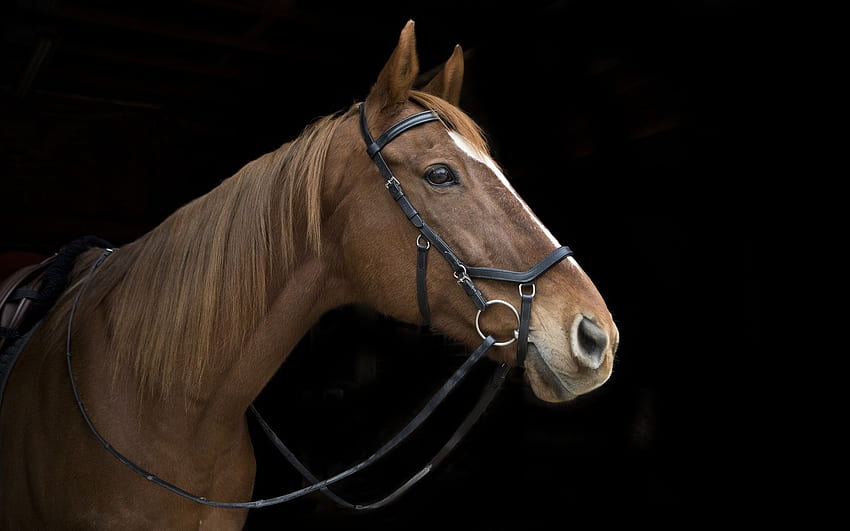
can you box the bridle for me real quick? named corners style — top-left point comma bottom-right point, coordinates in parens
top-left (64, 103), bottom-right (572, 511)
top-left (358, 103), bottom-right (572, 366)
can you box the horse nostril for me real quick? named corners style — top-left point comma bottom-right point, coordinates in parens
top-left (573, 316), bottom-right (608, 370)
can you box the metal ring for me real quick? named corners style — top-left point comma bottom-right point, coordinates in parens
top-left (416, 234), bottom-right (430, 249)
top-left (475, 299), bottom-right (519, 347)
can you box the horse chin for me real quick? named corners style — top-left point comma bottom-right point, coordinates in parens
top-left (523, 343), bottom-right (578, 403)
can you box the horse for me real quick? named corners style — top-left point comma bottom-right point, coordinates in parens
top-left (0, 20), bottom-right (619, 529)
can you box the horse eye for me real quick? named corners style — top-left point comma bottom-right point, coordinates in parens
top-left (424, 165), bottom-right (458, 186)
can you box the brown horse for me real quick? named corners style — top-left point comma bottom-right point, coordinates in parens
top-left (0, 21), bottom-right (619, 529)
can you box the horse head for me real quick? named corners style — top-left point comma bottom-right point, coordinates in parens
top-left (322, 21), bottom-right (619, 403)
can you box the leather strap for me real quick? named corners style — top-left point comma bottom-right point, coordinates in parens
top-left (466, 246), bottom-right (573, 283)
top-left (417, 223), bottom-right (487, 311)
top-left (416, 237), bottom-right (431, 326)
top-left (516, 286), bottom-right (534, 366)
top-left (364, 110), bottom-right (440, 158)
top-left (0, 254), bottom-right (56, 353)
top-left (255, 361), bottom-right (511, 510)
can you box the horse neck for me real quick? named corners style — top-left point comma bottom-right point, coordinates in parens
top-left (80, 153), bottom-right (354, 422)
top-left (209, 249), bottom-right (354, 415)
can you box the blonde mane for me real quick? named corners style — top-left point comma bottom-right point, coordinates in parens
top-left (44, 108), bottom-right (351, 400)
top-left (44, 94), bottom-right (490, 401)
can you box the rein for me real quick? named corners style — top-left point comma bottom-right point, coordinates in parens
top-left (63, 102), bottom-right (573, 511)
top-left (67, 249), bottom-right (502, 509)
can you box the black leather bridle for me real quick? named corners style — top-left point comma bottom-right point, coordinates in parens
top-left (63, 103), bottom-right (573, 511)
top-left (358, 103), bottom-right (572, 367)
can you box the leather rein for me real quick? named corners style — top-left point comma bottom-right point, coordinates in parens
top-left (63, 103), bottom-right (572, 510)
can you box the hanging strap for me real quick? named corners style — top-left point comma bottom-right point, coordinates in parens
top-left (252, 361), bottom-right (510, 510)
top-left (516, 285), bottom-right (535, 367)
top-left (416, 236), bottom-right (432, 326)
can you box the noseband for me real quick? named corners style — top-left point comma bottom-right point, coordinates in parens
top-left (358, 103), bottom-right (572, 366)
top-left (61, 103), bottom-right (576, 512)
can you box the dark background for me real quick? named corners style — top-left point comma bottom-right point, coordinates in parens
top-left (1, 1), bottom-right (765, 528)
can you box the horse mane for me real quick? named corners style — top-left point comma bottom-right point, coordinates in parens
top-left (42, 93), bottom-right (491, 402)
top-left (44, 108), bottom-right (352, 401)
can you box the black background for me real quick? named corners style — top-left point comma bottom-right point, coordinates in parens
top-left (1, 1), bottom-right (765, 528)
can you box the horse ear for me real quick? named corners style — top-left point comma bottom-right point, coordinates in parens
top-left (366, 19), bottom-right (420, 110)
top-left (421, 45), bottom-right (464, 106)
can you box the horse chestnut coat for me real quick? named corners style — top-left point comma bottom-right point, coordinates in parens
top-left (0, 20), bottom-right (618, 529)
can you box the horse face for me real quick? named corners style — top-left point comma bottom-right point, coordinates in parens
top-left (326, 21), bottom-right (618, 403)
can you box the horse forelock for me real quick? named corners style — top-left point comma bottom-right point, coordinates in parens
top-left (409, 90), bottom-right (492, 161)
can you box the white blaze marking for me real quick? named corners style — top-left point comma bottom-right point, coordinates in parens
top-left (448, 130), bottom-right (560, 248)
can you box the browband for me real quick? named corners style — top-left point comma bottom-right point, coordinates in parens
top-left (362, 110), bottom-right (440, 157)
